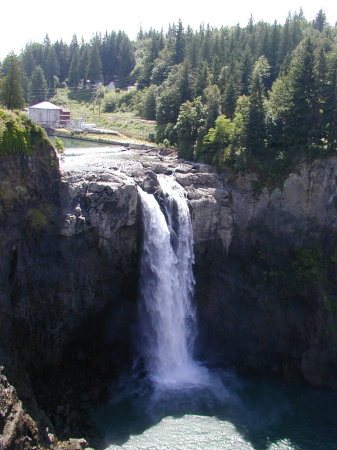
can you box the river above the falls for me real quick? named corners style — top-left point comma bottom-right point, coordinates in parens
top-left (53, 137), bottom-right (162, 173)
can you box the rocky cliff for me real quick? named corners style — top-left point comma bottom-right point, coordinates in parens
top-left (59, 154), bottom-right (337, 389)
top-left (190, 159), bottom-right (337, 389)
top-left (2, 127), bottom-right (337, 446)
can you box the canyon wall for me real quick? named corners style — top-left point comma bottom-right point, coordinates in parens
top-left (2, 138), bottom-right (337, 445)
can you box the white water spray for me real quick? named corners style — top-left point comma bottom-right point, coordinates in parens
top-left (138, 175), bottom-right (211, 388)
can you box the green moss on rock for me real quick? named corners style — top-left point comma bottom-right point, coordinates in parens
top-left (0, 109), bottom-right (49, 156)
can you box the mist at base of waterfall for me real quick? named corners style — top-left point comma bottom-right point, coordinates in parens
top-left (94, 369), bottom-right (337, 450)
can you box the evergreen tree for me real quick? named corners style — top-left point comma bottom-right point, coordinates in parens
top-left (21, 46), bottom-right (35, 77)
top-left (87, 45), bottom-right (103, 85)
top-left (194, 62), bottom-right (210, 97)
top-left (324, 54), bottom-right (337, 152)
top-left (204, 84), bottom-right (221, 128)
top-left (45, 46), bottom-right (59, 95)
top-left (285, 38), bottom-right (321, 153)
top-left (173, 19), bottom-right (185, 64)
top-left (30, 65), bottom-right (48, 104)
top-left (245, 56), bottom-right (270, 157)
top-left (313, 9), bottom-right (327, 32)
top-left (179, 62), bottom-right (192, 103)
top-left (54, 40), bottom-right (69, 82)
top-left (0, 53), bottom-right (24, 109)
top-left (142, 85), bottom-right (157, 120)
top-left (68, 46), bottom-right (80, 87)
top-left (78, 44), bottom-right (90, 86)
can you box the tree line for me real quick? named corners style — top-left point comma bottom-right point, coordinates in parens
top-left (0, 31), bottom-right (135, 107)
top-left (1, 9), bottom-right (336, 176)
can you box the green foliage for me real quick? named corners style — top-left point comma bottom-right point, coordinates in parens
top-left (198, 113), bottom-right (243, 166)
top-left (87, 44), bottom-right (103, 85)
top-left (141, 86), bottom-right (157, 120)
top-left (200, 115), bottom-right (234, 163)
top-left (175, 97), bottom-right (206, 159)
top-left (54, 136), bottom-right (65, 153)
top-left (28, 207), bottom-right (48, 228)
top-left (0, 109), bottom-right (47, 156)
top-left (68, 46), bottom-right (80, 87)
top-left (288, 246), bottom-right (325, 285)
top-left (203, 84), bottom-right (221, 128)
top-left (103, 89), bottom-right (139, 113)
top-left (27, 202), bottom-right (54, 229)
top-left (30, 66), bottom-right (48, 104)
top-left (3, 11), bottom-right (337, 181)
top-left (93, 82), bottom-right (106, 114)
top-left (0, 53), bottom-right (24, 109)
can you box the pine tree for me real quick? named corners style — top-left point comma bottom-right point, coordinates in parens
top-left (173, 19), bottom-right (185, 64)
top-left (87, 45), bottom-right (103, 85)
top-left (21, 46), bottom-right (35, 77)
top-left (45, 46), bottom-right (59, 96)
top-left (179, 62), bottom-right (192, 103)
top-left (245, 56), bottom-right (270, 157)
top-left (204, 84), bottom-right (221, 128)
top-left (54, 40), bottom-right (69, 82)
top-left (285, 38), bottom-right (321, 153)
top-left (194, 62), bottom-right (210, 97)
top-left (0, 53), bottom-right (25, 109)
top-left (324, 54), bottom-right (337, 152)
top-left (142, 85), bottom-right (157, 120)
top-left (68, 46), bottom-right (80, 87)
top-left (78, 44), bottom-right (90, 86)
top-left (30, 65), bottom-right (47, 104)
top-left (313, 9), bottom-right (327, 32)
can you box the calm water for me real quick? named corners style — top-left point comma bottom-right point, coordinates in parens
top-left (95, 372), bottom-right (337, 450)
top-left (50, 136), bottom-right (114, 148)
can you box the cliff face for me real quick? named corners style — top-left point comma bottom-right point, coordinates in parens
top-left (2, 135), bottom-right (337, 445)
top-left (0, 145), bottom-right (142, 446)
top-left (189, 158), bottom-right (337, 389)
top-left (0, 141), bottom-right (60, 369)
top-left (3, 150), bottom-right (337, 388)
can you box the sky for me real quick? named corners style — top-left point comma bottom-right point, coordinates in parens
top-left (1, 0), bottom-right (336, 60)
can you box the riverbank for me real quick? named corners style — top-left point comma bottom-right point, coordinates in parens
top-left (53, 132), bottom-right (158, 151)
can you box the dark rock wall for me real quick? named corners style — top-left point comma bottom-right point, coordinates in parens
top-left (2, 145), bottom-right (337, 426)
top-left (189, 159), bottom-right (337, 389)
top-left (1, 151), bottom-right (141, 368)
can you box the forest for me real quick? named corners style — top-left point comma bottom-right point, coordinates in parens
top-left (1, 9), bottom-right (337, 180)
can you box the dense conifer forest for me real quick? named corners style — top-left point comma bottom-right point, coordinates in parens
top-left (1, 9), bottom-right (337, 178)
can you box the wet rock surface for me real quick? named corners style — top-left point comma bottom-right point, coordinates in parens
top-left (2, 142), bottom-right (337, 447)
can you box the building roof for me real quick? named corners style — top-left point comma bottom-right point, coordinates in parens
top-left (29, 101), bottom-right (62, 110)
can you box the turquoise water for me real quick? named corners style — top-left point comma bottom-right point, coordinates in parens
top-left (95, 372), bottom-right (337, 450)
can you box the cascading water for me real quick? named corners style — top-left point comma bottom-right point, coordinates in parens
top-left (138, 175), bottom-right (209, 387)
top-left (98, 175), bottom-right (337, 450)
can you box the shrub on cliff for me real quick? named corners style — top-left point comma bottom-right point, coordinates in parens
top-left (0, 109), bottom-right (48, 156)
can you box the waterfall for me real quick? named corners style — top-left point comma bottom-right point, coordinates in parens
top-left (138, 175), bottom-right (208, 388)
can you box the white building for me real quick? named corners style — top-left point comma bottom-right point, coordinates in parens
top-left (28, 102), bottom-right (71, 128)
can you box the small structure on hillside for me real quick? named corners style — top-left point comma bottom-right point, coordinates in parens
top-left (28, 101), bottom-right (71, 128)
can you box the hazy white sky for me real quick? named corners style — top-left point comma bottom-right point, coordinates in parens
top-left (1, 0), bottom-right (336, 60)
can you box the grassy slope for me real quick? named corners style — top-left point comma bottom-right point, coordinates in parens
top-left (51, 88), bottom-right (156, 143)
